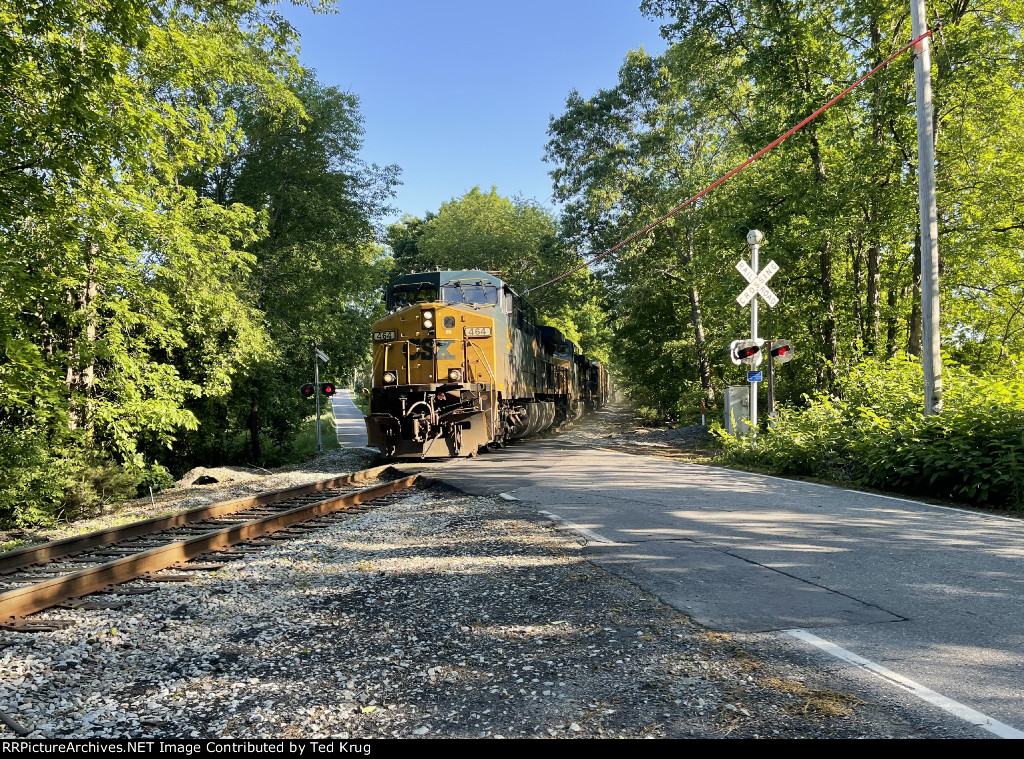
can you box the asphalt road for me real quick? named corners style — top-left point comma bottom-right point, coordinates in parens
top-left (431, 439), bottom-right (1024, 739)
top-left (329, 389), bottom-right (368, 448)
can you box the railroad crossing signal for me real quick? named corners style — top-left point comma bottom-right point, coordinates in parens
top-left (736, 259), bottom-right (780, 308)
top-left (300, 383), bottom-right (315, 398)
top-left (320, 382), bottom-right (337, 397)
top-left (770, 339), bottom-right (795, 363)
top-left (729, 338), bottom-right (764, 367)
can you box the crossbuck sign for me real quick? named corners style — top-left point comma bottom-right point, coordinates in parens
top-left (736, 259), bottom-right (780, 308)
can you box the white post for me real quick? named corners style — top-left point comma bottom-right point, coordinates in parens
top-left (911, 0), bottom-right (943, 414)
top-left (746, 230), bottom-right (764, 432)
top-left (314, 348), bottom-right (323, 452)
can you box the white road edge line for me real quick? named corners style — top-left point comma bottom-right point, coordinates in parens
top-left (785, 629), bottom-right (1024, 739)
top-left (537, 510), bottom-right (615, 545)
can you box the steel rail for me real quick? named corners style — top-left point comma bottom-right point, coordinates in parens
top-left (0, 465), bottom-right (394, 574)
top-left (0, 473), bottom-right (419, 624)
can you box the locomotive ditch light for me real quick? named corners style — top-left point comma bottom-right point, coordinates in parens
top-left (729, 338), bottom-right (764, 366)
top-left (448, 368), bottom-right (463, 381)
top-left (320, 382), bottom-right (337, 396)
top-left (300, 383), bottom-right (315, 399)
top-left (770, 339), bottom-right (795, 363)
top-left (383, 371), bottom-right (397, 385)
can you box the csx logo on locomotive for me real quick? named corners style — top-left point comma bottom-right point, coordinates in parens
top-left (364, 270), bottom-right (609, 459)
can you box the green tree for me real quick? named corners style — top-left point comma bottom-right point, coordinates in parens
top-left (0, 1), bottom-right (329, 524)
top-left (182, 73), bottom-right (398, 465)
top-left (390, 187), bottom-right (611, 360)
top-left (546, 0), bottom-right (1024, 422)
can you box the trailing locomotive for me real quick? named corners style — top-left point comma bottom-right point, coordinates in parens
top-left (364, 270), bottom-right (610, 458)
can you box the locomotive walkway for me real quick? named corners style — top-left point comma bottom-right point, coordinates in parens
top-left (431, 440), bottom-right (1024, 739)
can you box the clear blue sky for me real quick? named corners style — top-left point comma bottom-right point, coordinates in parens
top-left (278, 1), bottom-right (667, 223)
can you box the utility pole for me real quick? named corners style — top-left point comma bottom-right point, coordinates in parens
top-left (911, 0), bottom-right (943, 414)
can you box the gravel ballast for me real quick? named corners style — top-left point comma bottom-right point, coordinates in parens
top-left (1, 471), bottom-right (949, 739)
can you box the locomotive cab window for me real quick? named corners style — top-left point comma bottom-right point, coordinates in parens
top-left (441, 281), bottom-right (498, 306)
top-left (389, 283), bottom-right (438, 310)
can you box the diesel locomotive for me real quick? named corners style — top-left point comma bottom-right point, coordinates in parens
top-left (364, 270), bottom-right (610, 458)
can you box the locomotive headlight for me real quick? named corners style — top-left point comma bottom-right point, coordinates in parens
top-left (448, 368), bottom-right (463, 382)
top-left (382, 371), bottom-right (397, 385)
top-left (422, 311), bottom-right (433, 320)
top-left (423, 319), bottom-right (433, 329)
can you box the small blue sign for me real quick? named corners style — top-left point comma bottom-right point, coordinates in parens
top-left (747, 371), bottom-right (763, 382)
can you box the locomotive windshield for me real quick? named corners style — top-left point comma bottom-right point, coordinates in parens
top-left (389, 283), bottom-right (438, 310)
top-left (387, 275), bottom-right (501, 311)
top-left (441, 281), bottom-right (499, 306)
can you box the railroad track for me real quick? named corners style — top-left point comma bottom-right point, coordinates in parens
top-left (0, 466), bottom-right (420, 631)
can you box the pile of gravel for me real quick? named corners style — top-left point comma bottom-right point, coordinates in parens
top-left (0, 484), bottom-right (935, 739)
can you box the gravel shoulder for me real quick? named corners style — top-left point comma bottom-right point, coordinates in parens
top-left (3, 476), bottom-right (942, 739)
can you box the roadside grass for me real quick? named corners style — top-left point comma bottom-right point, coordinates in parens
top-left (760, 676), bottom-right (865, 718)
top-left (698, 630), bottom-right (762, 674)
top-left (290, 408), bottom-right (340, 460)
top-left (1, 538), bottom-right (30, 553)
top-left (616, 411), bottom-right (1021, 517)
top-left (351, 388), bottom-right (370, 416)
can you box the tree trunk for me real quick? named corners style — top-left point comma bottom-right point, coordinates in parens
top-left (851, 233), bottom-right (864, 351)
top-left (819, 240), bottom-right (838, 392)
top-left (65, 242), bottom-right (99, 432)
top-left (885, 285), bottom-right (911, 357)
top-left (681, 227), bottom-right (714, 406)
top-left (806, 127), bottom-right (837, 391)
top-left (866, 19), bottom-right (883, 357)
top-left (247, 390), bottom-right (262, 463)
top-left (908, 229), bottom-right (923, 356)
top-left (866, 241), bottom-right (881, 356)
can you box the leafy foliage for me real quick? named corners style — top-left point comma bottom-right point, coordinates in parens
top-left (547, 0), bottom-right (1024, 426)
top-left (719, 356), bottom-right (1024, 510)
top-left (0, 1), bottom-right (395, 526)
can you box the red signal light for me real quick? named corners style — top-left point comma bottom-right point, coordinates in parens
top-left (769, 340), bottom-right (795, 363)
top-left (736, 346), bottom-right (759, 359)
top-left (300, 383), bottom-right (315, 398)
top-left (320, 383), bottom-right (336, 397)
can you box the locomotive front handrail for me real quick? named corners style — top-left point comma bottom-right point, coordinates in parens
top-left (467, 340), bottom-right (499, 435)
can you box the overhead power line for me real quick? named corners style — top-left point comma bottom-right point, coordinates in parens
top-left (525, 28), bottom-right (935, 297)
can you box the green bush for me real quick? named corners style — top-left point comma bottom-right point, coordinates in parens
top-left (62, 456), bottom-right (144, 522)
top-left (718, 354), bottom-right (1024, 510)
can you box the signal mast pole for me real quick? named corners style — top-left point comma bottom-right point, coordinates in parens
top-left (314, 346), bottom-right (323, 452)
top-left (911, 0), bottom-right (943, 414)
top-left (746, 229), bottom-right (763, 431)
